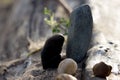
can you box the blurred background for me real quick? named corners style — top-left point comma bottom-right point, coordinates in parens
top-left (0, 0), bottom-right (120, 80)
top-left (0, 0), bottom-right (85, 62)
top-left (0, 0), bottom-right (120, 64)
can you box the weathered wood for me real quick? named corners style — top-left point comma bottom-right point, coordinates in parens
top-left (66, 5), bottom-right (93, 63)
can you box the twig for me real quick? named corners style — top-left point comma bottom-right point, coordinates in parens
top-left (58, 0), bottom-right (73, 13)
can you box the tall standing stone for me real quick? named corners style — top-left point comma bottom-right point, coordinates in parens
top-left (66, 5), bottom-right (93, 63)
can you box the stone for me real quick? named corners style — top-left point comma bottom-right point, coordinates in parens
top-left (93, 62), bottom-right (112, 79)
top-left (57, 58), bottom-right (78, 75)
top-left (66, 5), bottom-right (93, 62)
top-left (56, 74), bottom-right (77, 80)
top-left (41, 34), bottom-right (64, 69)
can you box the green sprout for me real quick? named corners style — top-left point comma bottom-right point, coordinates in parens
top-left (44, 7), bottom-right (70, 35)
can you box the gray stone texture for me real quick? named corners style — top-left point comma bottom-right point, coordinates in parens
top-left (66, 5), bottom-right (93, 62)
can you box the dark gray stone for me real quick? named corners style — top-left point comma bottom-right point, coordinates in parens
top-left (66, 5), bottom-right (93, 62)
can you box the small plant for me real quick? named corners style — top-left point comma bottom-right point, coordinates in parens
top-left (44, 7), bottom-right (70, 35)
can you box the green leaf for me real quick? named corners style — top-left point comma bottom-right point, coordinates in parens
top-left (52, 27), bottom-right (60, 33)
top-left (44, 7), bottom-right (51, 15)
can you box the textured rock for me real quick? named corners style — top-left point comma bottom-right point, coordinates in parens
top-left (66, 5), bottom-right (93, 62)
top-left (85, 43), bottom-right (120, 80)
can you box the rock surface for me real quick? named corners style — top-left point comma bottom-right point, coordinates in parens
top-left (84, 0), bottom-right (120, 80)
top-left (85, 42), bottom-right (120, 80)
top-left (66, 5), bottom-right (93, 62)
